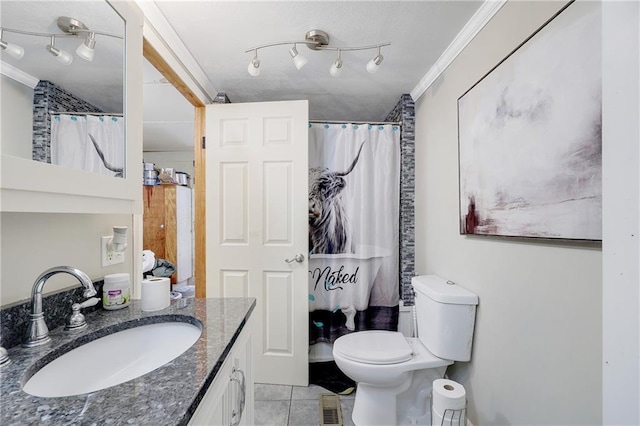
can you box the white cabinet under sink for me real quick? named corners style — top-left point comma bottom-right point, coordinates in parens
top-left (189, 318), bottom-right (254, 426)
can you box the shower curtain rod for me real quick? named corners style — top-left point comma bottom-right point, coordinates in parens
top-left (49, 111), bottom-right (124, 117)
top-left (309, 119), bottom-right (401, 126)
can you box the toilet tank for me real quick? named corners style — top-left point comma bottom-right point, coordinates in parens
top-left (412, 275), bottom-right (478, 362)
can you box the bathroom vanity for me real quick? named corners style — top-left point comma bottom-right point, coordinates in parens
top-left (0, 297), bottom-right (255, 425)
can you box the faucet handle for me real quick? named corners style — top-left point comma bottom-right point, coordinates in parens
top-left (64, 297), bottom-right (100, 331)
top-left (77, 297), bottom-right (100, 309)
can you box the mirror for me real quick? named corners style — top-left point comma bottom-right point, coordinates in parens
top-left (0, 1), bottom-right (125, 178)
top-left (141, 56), bottom-right (196, 285)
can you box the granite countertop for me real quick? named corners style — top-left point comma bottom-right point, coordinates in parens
top-left (0, 297), bottom-right (256, 425)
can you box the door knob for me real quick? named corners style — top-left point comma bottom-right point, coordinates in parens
top-left (285, 253), bottom-right (305, 263)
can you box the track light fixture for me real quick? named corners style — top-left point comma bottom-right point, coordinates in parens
top-left (289, 45), bottom-right (308, 70)
top-left (46, 35), bottom-right (73, 65)
top-left (0, 29), bottom-right (24, 59)
top-left (246, 29), bottom-right (390, 77)
top-left (76, 31), bottom-right (96, 62)
top-left (330, 50), bottom-right (343, 77)
top-left (0, 16), bottom-right (121, 65)
top-left (366, 46), bottom-right (384, 74)
top-left (247, 49), bottom-right (261, 76)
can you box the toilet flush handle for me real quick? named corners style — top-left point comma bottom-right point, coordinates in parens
top-left (285, 253), bottom-right (305, 263)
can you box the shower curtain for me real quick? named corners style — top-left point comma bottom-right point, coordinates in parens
top-left (51, 114), bottom-right (124, 177)
top-left (308, 123), bottom-right (400, 345)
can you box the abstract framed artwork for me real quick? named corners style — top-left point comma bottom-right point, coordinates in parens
top-left (458, 0), bottom-right (601, 241)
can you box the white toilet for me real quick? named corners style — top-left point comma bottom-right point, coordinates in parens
top-left (333, 275), bottom-right (478, 426)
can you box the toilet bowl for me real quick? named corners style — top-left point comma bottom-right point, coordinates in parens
top-left (333, 331), bottom-right (451, 425)
top-left (332, 275), bottom-right (478, 426)
top-left (334, 331), bottom-right (451, 385)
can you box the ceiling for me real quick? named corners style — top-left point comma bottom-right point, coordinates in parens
top-left (142, 58), bottom-right (194, 152)
top-left (1, 1), bottom-right (485, 152)
top-left (145, 0), bottom-right (483, 151)
top-left (154, 0), bottom-right (483, 122)
top-left (0, 1), bottom-right (124, 113)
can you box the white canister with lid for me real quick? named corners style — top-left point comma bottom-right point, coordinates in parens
top-left (102, 273), bottom-right (131, 310)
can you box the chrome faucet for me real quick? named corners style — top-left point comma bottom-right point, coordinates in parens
top-left (24, 266), bottom-right (97, 348)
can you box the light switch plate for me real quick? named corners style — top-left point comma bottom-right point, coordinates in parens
top-left (101, 236), bottom-right (125, 267)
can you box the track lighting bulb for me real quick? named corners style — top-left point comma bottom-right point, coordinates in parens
top-left (0, 39), bottom-right (24, 60)
top-left (0, 30), bottom-right (24, 59)
top-left (330, 52), bottom-right (343, 77)
top-left (248, 58), bottom-right (260, 77)
top-left (289, 45), bottom-right (308, 70)
top-left (46, 36), bottom-right (73, 65)
top-left (50, 46), bottom-right (74, 65)
top-left (76, 32), bottom-right (96, 61)
top-left (366, 52), bottom-right (383, 74)
top-left (248, 53), bottom-right (261, 77)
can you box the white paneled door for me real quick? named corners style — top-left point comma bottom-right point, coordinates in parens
top-left (206, 100), bottom-right (309, 386)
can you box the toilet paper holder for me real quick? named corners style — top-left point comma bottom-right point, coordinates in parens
top-left (429, 391), bottom-right (467, 426)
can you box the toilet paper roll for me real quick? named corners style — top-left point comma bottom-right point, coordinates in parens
top-left (432, 379), bottom-right (466, 416)
top-left (141, 277), bottom-right (170, 312)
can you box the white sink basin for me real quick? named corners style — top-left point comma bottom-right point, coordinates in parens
top-left (22, 321), bottom-right (202, 398)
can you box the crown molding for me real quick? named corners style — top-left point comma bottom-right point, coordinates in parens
top-left (0, 61), bottom-right (39, 89)
top-left (410, 0), bottom-right (507, 101)
top-left (134, 0), bottom-right (216, 104)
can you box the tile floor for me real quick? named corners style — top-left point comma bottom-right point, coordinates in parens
top-left (254, 383), bottom-right (355, 426)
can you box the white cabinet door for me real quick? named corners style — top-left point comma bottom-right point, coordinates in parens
top-left (232, 327), bottom-right (253, 426)
top-left (189, 356), bottom-right (232, 425)
top-left (189, 316), bottom-right (254, 426)
top-left (206, 100), bottom-right (309, 386)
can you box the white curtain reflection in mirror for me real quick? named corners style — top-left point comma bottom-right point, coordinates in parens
top-left (51, 114), bottom-right (124, 177)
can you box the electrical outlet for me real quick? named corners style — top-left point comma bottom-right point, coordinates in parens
top-left (101, 236), bottom-right (125, 267)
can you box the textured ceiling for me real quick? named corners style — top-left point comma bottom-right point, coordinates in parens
top-left (0, 1), bottom-right (124, 113)
top-left (143, 58), bottom-right (194, 152)
top-left (155, 1), bottom-right (483, 122)
top-left (1, 1), bottom-right (484, 152)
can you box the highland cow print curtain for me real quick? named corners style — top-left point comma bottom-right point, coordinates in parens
top-left (51, 114), bottom-right (124, 177)
top-left (308, 123), bottom-right (400, 344)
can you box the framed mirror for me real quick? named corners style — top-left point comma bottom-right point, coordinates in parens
top-left (0, 0), bottom-right (125, 178)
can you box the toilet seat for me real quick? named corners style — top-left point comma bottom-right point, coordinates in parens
top-left (333, 331), bottom-right (413, 365)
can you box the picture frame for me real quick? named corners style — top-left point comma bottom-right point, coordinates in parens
top-left (457, 0), bottom-right (601, 241)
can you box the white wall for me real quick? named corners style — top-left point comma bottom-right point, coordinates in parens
top-left (142, 150), bottom-right (194, 180)
top-left (1, 74), bottom-right (34, 159)
top-left (414, 1), bottom-right (602, 424)
top-left (0, 213), bottom-right (133, 306)
top-left (602, 1), bottom-right (640, 424)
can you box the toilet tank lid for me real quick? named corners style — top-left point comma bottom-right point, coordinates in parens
top-left (412, 275), bottom-right (478, 305)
